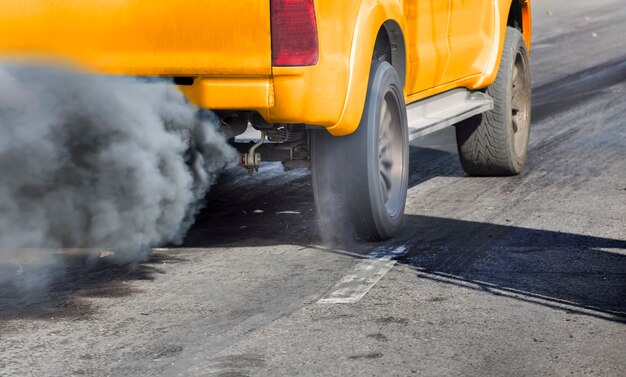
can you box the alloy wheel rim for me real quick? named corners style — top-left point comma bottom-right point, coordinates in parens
top-left (511, 50), bottom-right (531, 159)
top-left (378, 92), bottom-right (404, 216)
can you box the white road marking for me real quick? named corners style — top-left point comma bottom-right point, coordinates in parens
top-left (318, 246), bottom-right (408, 304)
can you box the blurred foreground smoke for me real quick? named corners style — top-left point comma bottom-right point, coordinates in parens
top-left (0, 65), bottom-right (237, 270)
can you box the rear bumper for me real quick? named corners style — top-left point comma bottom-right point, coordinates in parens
top-left (180, 66), bottom-right (349, 133)
top-left (179, 77), bottom-right (275, 122)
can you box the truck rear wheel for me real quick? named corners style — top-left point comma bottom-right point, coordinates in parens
top-left (311, 61), bottom-right (408, 241)
top-left (455, 27), bottom-right (531, 176)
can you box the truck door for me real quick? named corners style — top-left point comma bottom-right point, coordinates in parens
top-left (441, 0), bottom-right (497, 84)
top-left (405, 0), bottom-right (450, 95)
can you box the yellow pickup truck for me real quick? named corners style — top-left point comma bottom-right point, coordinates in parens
top-left (0, 0), bottom-right (532, 241)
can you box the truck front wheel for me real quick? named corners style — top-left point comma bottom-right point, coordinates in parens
top-left (311, 61), bottom-right (408, 241)
top-left (455, 27), bottom-right (531, 176)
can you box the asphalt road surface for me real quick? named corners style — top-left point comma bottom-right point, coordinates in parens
top-left (2, 1), bottom-right (625, 376)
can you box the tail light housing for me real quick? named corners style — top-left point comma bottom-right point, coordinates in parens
top-left (271, 0), bottom-right (319, 66)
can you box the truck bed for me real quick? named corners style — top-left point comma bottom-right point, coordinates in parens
top-left (0, 0), bottom-right (272, 76)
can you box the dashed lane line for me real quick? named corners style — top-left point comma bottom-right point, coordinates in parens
top-left (317, 246), bottom-right (408, 304)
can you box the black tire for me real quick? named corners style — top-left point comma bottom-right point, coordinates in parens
top-left (455, 27), bottom-right (532, 176)
top-left (311, 60), bottom-right (408, 241)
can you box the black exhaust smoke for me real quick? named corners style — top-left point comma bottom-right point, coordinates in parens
top-left (0, 65), bottom-right (237, 288)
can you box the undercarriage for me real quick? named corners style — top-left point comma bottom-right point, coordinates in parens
top-left (215, 111), bottom-right (311, 175)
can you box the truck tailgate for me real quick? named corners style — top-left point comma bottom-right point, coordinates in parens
top-left (0, 0), bottom-right (272, 76)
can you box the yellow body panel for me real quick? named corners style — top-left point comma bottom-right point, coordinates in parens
top-left (405, 0), bottom-right (450, 93)
top-left (0, 0), bottom-right (272, 76)
top-left (443, 0), bottom-right (496, 83)
top-left (0, 0), bottom-right (532, 136)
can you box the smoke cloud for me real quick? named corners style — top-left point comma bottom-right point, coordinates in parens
top-left (0, 65), bottom-right (237, 287)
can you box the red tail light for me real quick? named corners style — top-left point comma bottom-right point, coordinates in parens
top-left (271, 0), bottom-right (319, 66)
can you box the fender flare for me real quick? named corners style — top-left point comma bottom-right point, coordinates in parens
top-left (326, 1), bottom-right (408, 136)
top-left (473, 0), bottom-right (532, 89)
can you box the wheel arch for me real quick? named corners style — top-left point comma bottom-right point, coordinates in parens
top-left (325, 1), bottom-right (408, 136)
top-left (472, 0), bottom-right (532, 89)
top-left (373, 20), bottom-right (407, 88)
top-left (508, 0), bottom-right (532, 50)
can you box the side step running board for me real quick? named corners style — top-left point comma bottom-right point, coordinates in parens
top-left (406, 89), bottom-right (493, 141)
